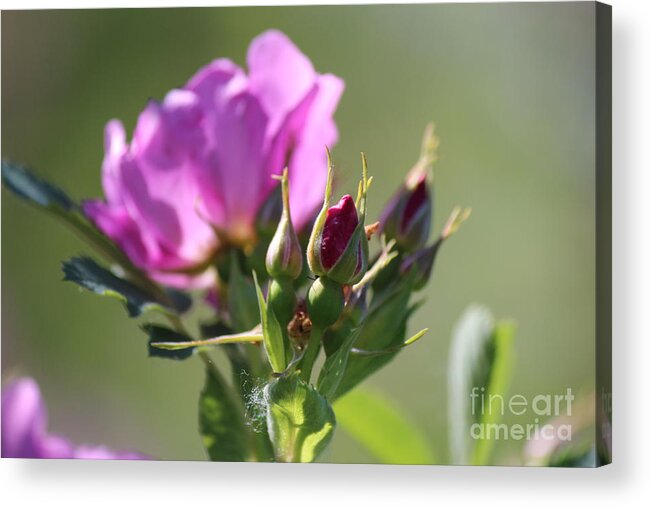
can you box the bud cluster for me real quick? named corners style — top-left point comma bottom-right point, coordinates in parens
top-left (257, 127), bottom-right (468, 387)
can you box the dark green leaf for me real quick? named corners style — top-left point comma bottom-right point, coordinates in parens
top-left (265, 373), bottom-right (336, 462)
top-left (62, 256), bottom-right (181, 317)
top-left (200, 320), bottom-right (233, 339)
top-left (2, 161), bottom-right (141, 272)
top-left (333, 281), bottom-right (414, 398)
top-left (144, 324), bottom-right (195, 360)
top-left (199, 365), bottom-right (249, 462)
top-left (164, 288), bottom-right (192, 314)
top-left (2, 160), bottom-right (77, 211)
top-left (334, 388), bottom-right (435, 464)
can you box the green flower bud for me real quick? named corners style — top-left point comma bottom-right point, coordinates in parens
top-left (268, 278), bottom-right (297, 327)
top-left (307, 277), bottom-right (344, 329)
top-left (265, 169), bottom-right (303, 280)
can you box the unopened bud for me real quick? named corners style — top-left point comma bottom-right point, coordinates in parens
top-left (307, 150), bottom-right (370, 285)
top-left (379, 124), bottom-right (438, 252)
top-left (265, 169), bottom-right (303, 280)
top-left (307, 276), bottom-right (344, 329)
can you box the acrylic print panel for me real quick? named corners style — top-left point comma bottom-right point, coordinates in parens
top-left (1, 2), bottom-right (611, 466)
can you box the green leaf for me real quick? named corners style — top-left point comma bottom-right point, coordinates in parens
top-left (164, 288), bottom-right (192, 314)
top-left (2, 161), bottom-right (140, 273)
top-left (448, 305), bottom-right (515, 465)
top-left (143, 324), bottom-right (195, 360)
top-left (265, 373), bottom-right (336, 462)
top-left (62, 256), bottom-right (183, 317)
top-left (333, 280), bottom-right (414, 398)
top-left (2, 161), bottom-right (192, 312)
top-left (227, 253), bottom-right (261, 331)
top-left (253, 271), bottom-right (287, 374)
top-left (350, 327), bottom-right (428, 356)
top-left (334, 388), bottom-right (435, 464)
top-left (2, 160), bottom-right (77, 210)
top-left (199, 364), bottom-right (249, 462)
top-left (317, 326), bottom-right (362, 401)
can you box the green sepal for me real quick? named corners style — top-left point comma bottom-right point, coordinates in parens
top-left (306, 204), bottom-right (329, 277)
top-left (325, 222), bottom-right (369, 285)
top-left (317, 325), bottom-right (362, 401)
top-left (306, 150), bottom-right (334, 277)
top-left (332, 279), bottom-right (415, 398)
top-left (253, 271), bottom-right (288, 373)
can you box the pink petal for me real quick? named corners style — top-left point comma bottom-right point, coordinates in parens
top-left (119, 95), bottom-right (216, 265)
top-left (83, 200), bottom-right (154, 269)
top-left (197, 91), bottom-right (269, 238)
top-left (101, 120), bottom-right (128, 205)
top-left (74, 445), bottom-right (149, 460)
top-left (1, 378), bottom-right (47, 458)
top-left (247, 30), bottom-right (317, 136)
top-left (287, 74), bottom-right (344, 230)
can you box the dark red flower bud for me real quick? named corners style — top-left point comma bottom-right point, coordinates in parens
top-left (379, 124), bottom-right (439, 253)
top-left (307, 150), bottom-right (370, 285)
top-left (320, 195), bottom-right (359, 269)
top-left (380, 171), bottom-right (432, 253)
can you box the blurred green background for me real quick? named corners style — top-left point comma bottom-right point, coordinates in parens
top-left (2, 3), bottom-right (596, 464)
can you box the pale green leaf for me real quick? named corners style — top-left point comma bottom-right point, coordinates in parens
top-left (253, 271), bottom-right (287, 373)
top-left (265, 373), bottom-right (335, 462)
top-left (448, 305), bottom-right (515, 465)
top-left (334, 387), bottom-right (435, 464)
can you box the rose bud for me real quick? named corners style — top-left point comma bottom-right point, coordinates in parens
top-left (265, 169), bottom-right (302, 326)
top-left (379, 124), bottom-right (439, 253)
top-left (301, 152), bottom-right (371, 382)
top-left (379, 171), bottom-right (432, 253)
top-left (265, 169), bottom-right (303, 281)
top-left (307, 152), bottom-right (370, 286)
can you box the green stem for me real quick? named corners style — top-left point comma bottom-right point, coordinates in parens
top-left (299, 324), bottom-right (323, 383)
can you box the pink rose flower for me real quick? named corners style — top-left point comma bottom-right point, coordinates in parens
top-left (84, 30), bottom-right (344, 288)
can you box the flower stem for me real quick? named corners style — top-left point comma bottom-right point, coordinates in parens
top-left (299, 324), bottom-right (323, 383)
